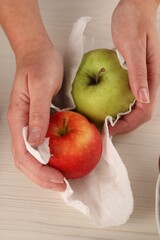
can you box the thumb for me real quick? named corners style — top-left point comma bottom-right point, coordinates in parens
top-left (120, 44), bottom-right (150, 104)
top-left (28, 85), bottom-right (52, 147)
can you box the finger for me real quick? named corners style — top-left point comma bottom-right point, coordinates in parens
top-left (112, 33), bottom-right (160, 136)
top-left (14, 148), bottom-right (66, 191)
top-left (120, 37), bottom-right (150, 104)
top-left (146, 32), bottom-right (160, 94)
top-left (8, 96), bottom-right (66, 190)
top-left (108, 101), bottom-right (153, 136)
top-left (27, 79), bottom-right (53, 146)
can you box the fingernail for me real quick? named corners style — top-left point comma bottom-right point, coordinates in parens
top-left (28, 127), bottom-right (41, 145)
top-left (50, 179), bottom-right (64, 184)
top-left (138, 87), bottom-right (150, 103)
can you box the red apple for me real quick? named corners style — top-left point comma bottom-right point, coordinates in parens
top-left (46, 110), bottom-right (102, 179)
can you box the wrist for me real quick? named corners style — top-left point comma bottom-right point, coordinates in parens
top-left (0, 0), bottom-right (54, 58)
top-left (14, 34), bottom-right (54, 59)
top-left (118, 0), bottom-right (160, 19)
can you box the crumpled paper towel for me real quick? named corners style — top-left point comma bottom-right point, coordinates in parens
top-left (23, 16), bottom-right (134, 227)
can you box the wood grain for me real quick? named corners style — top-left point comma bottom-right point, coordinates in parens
top-left (0, 1), bottom-right (160, 239)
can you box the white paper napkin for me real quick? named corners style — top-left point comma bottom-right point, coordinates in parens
top-left (22, 126), bottom-right (50, 165)
top-left (23, 16), bottom-right (134, 227)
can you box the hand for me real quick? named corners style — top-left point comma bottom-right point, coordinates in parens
top-left (8, 45), bottom-right (66, 191)
top-left (109, 0), bottom-right (160, 135)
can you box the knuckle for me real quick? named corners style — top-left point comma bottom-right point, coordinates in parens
top-left (13, 155), bottom-right (23, 171)
top-left (136, 38), bottom-right (146, 53)
top-left (30, 110), bottom-right (44, 121)
top-left (123, 38), bottom-right (145, 53)
top-left (37, 181), bottom-right (50, 189)
top-left (145, 111), bottom-right (152, 122)
top-left (135, 69), bottom-right (147, 82)
top-left (139, 105), bottom-right (152, 123)
top-left (14, 159), bottom-right (22, 170)
top-left (30, 75), bottom-right (49, 89)
top-left (7, 101), bottom-right (29, 125)
top-left (36, 165), bottom-right (46, 183)
top-left (30, 76), bottom-right (41, 88)
top-left (120, 40), bottom-right (130, 52)
top-left (35, 166), bottom-right (52, 189)
top-left (12, 147), bottom-right (24, 171)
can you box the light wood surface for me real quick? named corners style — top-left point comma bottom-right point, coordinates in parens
top-left (0, 1), bottom-right (160, 239)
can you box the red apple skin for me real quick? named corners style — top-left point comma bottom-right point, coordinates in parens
top-left (46, 111), bottom-right (102, 179)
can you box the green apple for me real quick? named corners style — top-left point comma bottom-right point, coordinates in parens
top-left (71, 49), bottom-right (135, 127)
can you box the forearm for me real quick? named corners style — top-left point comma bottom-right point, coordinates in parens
top-left (119, 0), bottom-right (160, 10)
top-left (117, 0), bottom-right (160, 29)
top-left (0, 0), bottom-right (52, 56)
top-left (119, 0), bottom-right (160, 4)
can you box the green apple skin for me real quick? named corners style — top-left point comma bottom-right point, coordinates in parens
top-left (71, 49), bottom-right (135, 127)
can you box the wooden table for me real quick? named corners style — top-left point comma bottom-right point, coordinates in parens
top-left (0, 1), bottom-right (160, 239)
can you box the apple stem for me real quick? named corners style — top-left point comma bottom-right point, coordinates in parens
top-left (96, 67), bottom-right (106, 84)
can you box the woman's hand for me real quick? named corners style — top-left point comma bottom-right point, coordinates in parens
top-left (8, 45), bottom-right (66, 191)
top-left (110, 0), bottom-right (160, 135)
top-left (0, 0), bottom-right (66, 190)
